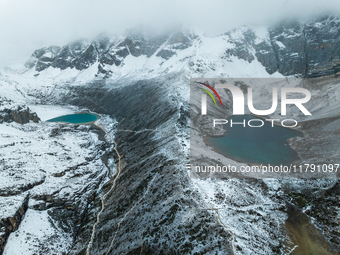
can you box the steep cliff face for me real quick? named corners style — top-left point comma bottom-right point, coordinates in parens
top-left (255, 15), bottom-right (340, 77)
top-left (269, 21), bottom-right (307, 76)
top-left (304, 16), bottom-right (340, 77)
top-left (0, 195), bottom-right (28, 254)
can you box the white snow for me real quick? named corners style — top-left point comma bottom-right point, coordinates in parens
top-left (276, 41), bottom-right (286, 49)
top-left (28, 104), bottom-right (76, 121)
top-left (42, 51), bottom-right (53, 59)
top-left (252, 26), bottom-right (270, 44)
top-left (3, 210), bottom-right (72, 255)
top-left (0, 195), bottom-right (27, 220)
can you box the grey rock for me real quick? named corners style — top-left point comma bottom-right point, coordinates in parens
top-left (0, 106), bottom-right (40, 124)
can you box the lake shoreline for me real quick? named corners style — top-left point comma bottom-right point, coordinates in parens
top-left (202, 115), bottom-right (304, 168)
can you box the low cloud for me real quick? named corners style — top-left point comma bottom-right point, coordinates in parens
top-left (1, 0), bottom-right (340, 66)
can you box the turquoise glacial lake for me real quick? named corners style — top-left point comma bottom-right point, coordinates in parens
top-left (206, 115), bottom-right (302, 166)
top-left (47, 113), bottom-right (99, 124)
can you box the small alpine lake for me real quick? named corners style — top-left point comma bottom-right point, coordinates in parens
top-left (206, 115), bottom-right (302, 166)
top-left (46, 113), bottom-right (99, 124)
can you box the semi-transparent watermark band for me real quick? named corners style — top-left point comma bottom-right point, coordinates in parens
top-left (190, 78), bottom-right (340, 179)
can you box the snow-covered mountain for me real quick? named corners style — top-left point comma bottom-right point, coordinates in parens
top-left (24, 15), bottom-right (340, 80)
top-left (0, 15), bottom-right (340, 255)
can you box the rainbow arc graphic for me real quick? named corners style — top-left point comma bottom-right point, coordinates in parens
top-left (196, 82), bottom-right (223, 106)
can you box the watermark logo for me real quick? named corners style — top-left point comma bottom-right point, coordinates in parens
top-left (199, 83), bottom-right (311, 116)
top-left (190, 78), bottom-right (337, 179)
top-left (196, 82), bottom-right (223, 114)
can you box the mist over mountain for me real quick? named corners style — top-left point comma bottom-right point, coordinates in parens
top-left (21, 14), bottom-right (340, 79)
top-left (2, 0), bottom-right (340, 66)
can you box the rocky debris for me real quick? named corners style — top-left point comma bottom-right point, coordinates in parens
top-left (284, 201), bottom-right (334, 254)
top-left (282, 115), bottom-right (340, 248)
top-left (0, 106), bottom-right (40, 124)
top-left (0, 195), bottom-right (29, 254)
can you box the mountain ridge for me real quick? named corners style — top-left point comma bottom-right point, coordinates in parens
top-left (23, 15), bottom-right (340, 79)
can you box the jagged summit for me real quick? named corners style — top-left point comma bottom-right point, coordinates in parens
top-left (24, 28), bottom-right (197, 76)
top-left (24, 15), bottom-right (340, 79)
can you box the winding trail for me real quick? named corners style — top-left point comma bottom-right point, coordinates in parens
top-left (86, 126), bottom-right (122, 255)
top-left (86, 124), bottom-right (164, 255)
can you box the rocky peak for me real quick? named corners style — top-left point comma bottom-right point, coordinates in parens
top-left (24, 29), bottom-right (198, 74)
top-left (25, 46), bottom-right (61, 71)
top-left (24, 15), bottom-right (340, 78)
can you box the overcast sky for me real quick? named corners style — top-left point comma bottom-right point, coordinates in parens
top-left (1, 0), bottom-right (340, 67)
